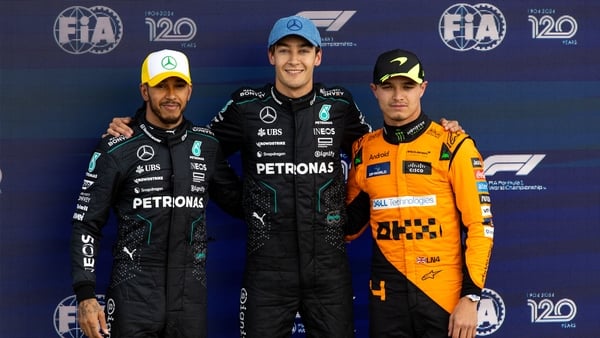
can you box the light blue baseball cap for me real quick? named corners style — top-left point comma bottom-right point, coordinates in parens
top-left (268, 15), bottom-right (321, 47)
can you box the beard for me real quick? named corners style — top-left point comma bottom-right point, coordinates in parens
top-left (147, 99), bottom-right (185, 126)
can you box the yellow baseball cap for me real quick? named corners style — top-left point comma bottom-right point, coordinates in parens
top-left (141, 49), bottom-right (191, 86)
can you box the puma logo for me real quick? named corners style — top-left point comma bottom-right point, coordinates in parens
top-left (252, 212), bottom-right (266, 226)
top-left (123, 247), bottom-right (136, 260)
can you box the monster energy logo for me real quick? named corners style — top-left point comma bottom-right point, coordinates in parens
top-left (395, 130), bottom-right (405, 142)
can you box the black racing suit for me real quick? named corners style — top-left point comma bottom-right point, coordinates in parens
top-left (71, 113), bottom-right (241, 337)
top-left (209, 84), bottom-right (371, 337)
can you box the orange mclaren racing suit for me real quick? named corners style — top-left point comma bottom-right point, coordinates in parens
top-left (345, 113), bottom-right (494, 336)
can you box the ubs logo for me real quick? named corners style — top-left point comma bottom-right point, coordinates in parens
top-left (259, 106), bottom-right (277, 124)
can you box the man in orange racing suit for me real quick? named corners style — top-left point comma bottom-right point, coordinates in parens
top-left (344, 49), bottom-right (494, 338)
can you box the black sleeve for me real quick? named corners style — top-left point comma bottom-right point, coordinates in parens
top-left (71, 142), bottom-right (120, 301)
top-left (341, 97), bottom-right (371, 155)
top-left (344, 191), bottom-right (370, 235)
top-left (208, 150), bottom-right (244, 219)
top-left (461, 263), bottom-right (482, 297)
top-left (207, 94), bottom-right (245, 157)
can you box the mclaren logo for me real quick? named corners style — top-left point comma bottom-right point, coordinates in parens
top-left (391, 56), bottom-right (408, 67)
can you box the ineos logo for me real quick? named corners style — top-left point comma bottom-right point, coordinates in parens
top-left (137, 145), bottom-right (155, 161)
top-left (287, 18), bottom-right (303, 31)
top-left (259, 106), bottom-right (277, 124)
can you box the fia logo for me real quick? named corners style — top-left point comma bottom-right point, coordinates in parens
top-left (54, 6), bottom-right (123, 55)
top-left (477, 288), bottom-right (506, 336)
top-left (54, 295), bottom-right (106, 338)
top-left (439, 3), bottom-right (506, 52)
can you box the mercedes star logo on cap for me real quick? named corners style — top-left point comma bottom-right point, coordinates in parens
top-left (161, 56), bottom-right (177, 70)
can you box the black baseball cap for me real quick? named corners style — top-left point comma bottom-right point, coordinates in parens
top-left (373, 49), bottom-right (425, 84)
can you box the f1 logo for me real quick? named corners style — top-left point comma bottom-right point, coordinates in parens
top-left (296, 11), bottom-right (356, 31)
top-left (484, 154), bottom-right (545, 176)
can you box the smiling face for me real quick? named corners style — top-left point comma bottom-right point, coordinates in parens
top-left (268, 35), bottom-right (322, 98)
top-left (140, 76), bottom-right (192, 129)
top-left (371, 76), bottom-right (427, 127)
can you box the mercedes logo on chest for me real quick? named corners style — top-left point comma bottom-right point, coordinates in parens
top-left (137, 145), bottom-right (155, 161)
top-left (259, 106), bottom-right (277, 124)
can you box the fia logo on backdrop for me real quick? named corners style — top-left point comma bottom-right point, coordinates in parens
top-left (439, 3), bottom-right (507, 52)
top-left (477, 288), bottom-right (506, 336)
top-left (54, 295), bottom-right (106, 338)
top-left (53, 6), bottom-right (123, 54)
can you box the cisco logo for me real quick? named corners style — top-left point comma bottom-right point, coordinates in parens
top-left (53, 6), bottom-right (123, 54)
top-left (439, 3), bottom-right (506, 51)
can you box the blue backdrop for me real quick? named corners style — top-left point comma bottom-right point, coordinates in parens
top-left (1, 1), bottom-right (598, 337)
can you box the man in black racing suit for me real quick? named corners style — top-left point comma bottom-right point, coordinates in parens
top-left (71, 49), bottom-right (241, 338)
top-left (208, 16), bottom-right (371, 336)
top-left (209, 81), bottom-right (370, 336)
